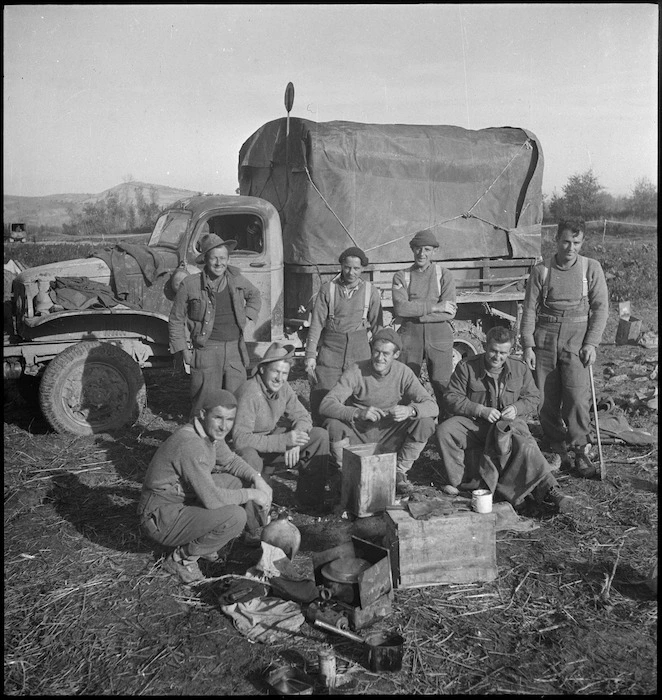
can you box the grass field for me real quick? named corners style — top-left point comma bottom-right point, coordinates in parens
top-left (4, 226), bottom-right (658, 695)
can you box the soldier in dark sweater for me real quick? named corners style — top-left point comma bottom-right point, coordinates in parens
top-left (137, 389), bottom-right (272, 585)
top-left (520, 219), bottom-right (609, 477)
top-left (169, 233), bottom-right (262, 416)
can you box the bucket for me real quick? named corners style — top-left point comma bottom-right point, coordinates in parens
top-left (365, 631), bottom-right (405, 672)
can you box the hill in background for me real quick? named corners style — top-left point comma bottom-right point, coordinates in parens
top-left (3, 181), bottom-right (207, 230)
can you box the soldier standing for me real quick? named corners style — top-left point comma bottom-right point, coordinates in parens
top-left (392, 230), bottom-right (457, 411)
top-left (520, 219), bottom-right (609, 477)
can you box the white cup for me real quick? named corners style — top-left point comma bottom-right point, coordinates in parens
top-left (471, 489), bottom-right (493, 514)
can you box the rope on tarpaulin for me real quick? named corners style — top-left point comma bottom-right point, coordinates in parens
top-left (305, 138), bottom-right (534, 254)
top-left (303, 165), bottom-right (360, 247)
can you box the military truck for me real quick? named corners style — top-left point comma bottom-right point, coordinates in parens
top-left (5, 116), bottom-right (543, 436)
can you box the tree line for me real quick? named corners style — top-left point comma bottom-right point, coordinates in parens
top-left (61, 186), bottom-right (164, 237)
top-left (544, 172), bottom-right (657, 224)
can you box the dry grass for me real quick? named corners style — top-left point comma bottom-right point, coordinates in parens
top-left (4, 229), bottom-right (658, 696)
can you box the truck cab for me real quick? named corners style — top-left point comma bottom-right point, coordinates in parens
top-left (6, 195), bottom-right (287, 435)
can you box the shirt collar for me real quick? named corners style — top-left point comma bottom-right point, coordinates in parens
top-left (476, 355), bottom-right (512, 380)
top-left (192, 416), bottom-right (214, 444)
top-left (257, 373), bottom-right (280, 399)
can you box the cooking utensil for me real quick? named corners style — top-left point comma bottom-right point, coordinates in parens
top-left (313, 620), bottom-right (405, 673)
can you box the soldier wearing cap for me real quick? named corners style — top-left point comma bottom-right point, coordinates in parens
top-left (392, 229), bottom-right (457, 410)
top-left (232, 343), bottom-right (330, 511)
top-left (169, 232), bottom-right (262, 416)
top-left (304, 246), bottom-right (383, 425)
top-left (137, 389), bottom-right (273, 585)
top-left (319, 328), bottom-right (438, 496)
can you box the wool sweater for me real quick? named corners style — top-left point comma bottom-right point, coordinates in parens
top-left (140, 418), bottom-right (260, 510)
top-left (319, 359), bottom-right (439, 424)
top-left (233, 375), bottom-right (313, 454)
top-left (392, 263), bottom-right (456, 322)
top-left (520, 255), bottom-right (609, 349)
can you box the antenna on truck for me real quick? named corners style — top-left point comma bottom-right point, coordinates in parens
top-left (284, 82), bottom-right (295, 194)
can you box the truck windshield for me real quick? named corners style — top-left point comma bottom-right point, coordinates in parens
top-left (148, 211), bottom-right (191, 249)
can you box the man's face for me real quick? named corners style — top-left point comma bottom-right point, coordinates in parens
top-left (411, 245), bottom-right (436, 268)
top-left (371, 340), bottom-right (400, 376)
top-left (340, 256), bottom-right (364, 286)
top-left (200, 405), bottom-right (236, 442)
top-left (259, 359), bottom-right (291, 393)
top-left (484, 339), bottom-right (513, 372)
top-left (556, 229), bottom-right (584, 266)
top-left (205, 246), bottom-right (230, 279)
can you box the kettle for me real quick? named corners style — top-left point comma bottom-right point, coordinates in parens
top-left (261, 509), bottom-right (301, 560)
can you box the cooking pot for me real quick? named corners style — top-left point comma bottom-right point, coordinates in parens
top-left (320, 557), bottom-right (371, 606)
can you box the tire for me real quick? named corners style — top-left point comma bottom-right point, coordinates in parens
top-left (39, 341), bottom-right (146, 435)
top-left (452, 331), bottom-right (484, 372)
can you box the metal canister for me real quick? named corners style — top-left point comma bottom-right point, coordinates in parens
top-left (318, 647), bottom-right (336, 689)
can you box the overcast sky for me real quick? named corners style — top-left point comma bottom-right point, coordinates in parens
top-left (3, 4), bottom-right (658, 199)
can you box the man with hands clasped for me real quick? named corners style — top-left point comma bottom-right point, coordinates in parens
top-left (319, 328), bottom-right (438, 497)
top-left (435, 327), bottom-right (574, 513)
top-left (232, 343), bottom-right (330, 511)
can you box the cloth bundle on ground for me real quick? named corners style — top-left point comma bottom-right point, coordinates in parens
top-left (247, 541), bottom-right (319, 605)
top-left (592, 401), bottom-right (656, 446)
top-left (220, 596), bottom-right (305, 644)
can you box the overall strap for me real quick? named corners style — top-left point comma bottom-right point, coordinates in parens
top-left (540, 256), bottom-right (589, 307)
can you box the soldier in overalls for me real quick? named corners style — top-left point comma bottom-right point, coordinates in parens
top-left (304, 246), bottom-right (383, 426)
top-left (520, 220), bottom-right (609, 477)
top-left (392, 230), bottom-right (457, 412)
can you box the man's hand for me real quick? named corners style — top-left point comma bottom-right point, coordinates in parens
top-left (286, 429), bottom-right (310, 448)
top-left (304, 357), bottom-right (317, 382)
top-left (284, 446), bottom-right (301, 468)
top-left (357, 406), bottom-right (386, 422)
top-left (523, 347), bottom-right (536, 371)
top-left (500, 405), bottom-right (517, 421)
top-left (252, 473), bottom-right (273, 500)
top-left (579, 344), bottom-right (596, 367)
top-left (431, 300), bottom-right (457, 315)
top-left (251, 489), bottom-right (271, 509)
top-left (390, 405), bottom-right (414, 422)
top-left (482, 407), bottom-right (502, 423)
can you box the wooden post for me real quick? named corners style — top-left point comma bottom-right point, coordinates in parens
top-left (602, 218), bottom-right (607, 244)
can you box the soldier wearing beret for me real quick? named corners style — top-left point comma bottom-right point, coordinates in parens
top-left (319, 328), bottom-right (438, 496)
top-left (305, 246), bottom-right (383, 426)
top-left (391, 229), bottom-right (457, 411)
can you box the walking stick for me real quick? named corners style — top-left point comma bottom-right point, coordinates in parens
top-left (588, 363), bottom-right (606, 480)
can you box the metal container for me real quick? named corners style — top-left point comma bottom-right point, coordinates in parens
top-left (365, 631), bottom-right (404, 672)
top-left (320, 557), bottom-right (371, 605)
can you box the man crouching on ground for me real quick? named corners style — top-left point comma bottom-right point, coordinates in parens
top-left (319, 328), bottom-right (438, 497)
top-left (435, 326), bottom-right (575, 514)
top-left (138, 389), bottom-right (272, 585)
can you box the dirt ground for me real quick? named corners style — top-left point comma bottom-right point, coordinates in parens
top-left (4, 309), bottom-right (658, 694)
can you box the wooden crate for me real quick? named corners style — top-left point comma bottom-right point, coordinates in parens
top-left (384, 508), bottom-right (497, 588)
top-left (342, 443), bottom-right (396, 518)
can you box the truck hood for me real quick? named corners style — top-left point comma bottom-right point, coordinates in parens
top-left (17, 257), bottom-right (112, 287)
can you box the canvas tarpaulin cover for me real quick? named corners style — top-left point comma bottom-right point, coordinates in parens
top-left (238, 118), bottom-right (543, 266)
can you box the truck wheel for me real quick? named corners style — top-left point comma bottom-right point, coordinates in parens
top-left (39, 341), bottom-right (146, 435)
top-left (452, 332), bottom-right (484, 372)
